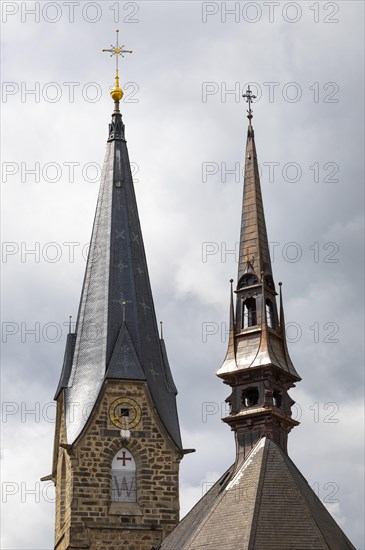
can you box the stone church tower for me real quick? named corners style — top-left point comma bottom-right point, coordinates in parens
top-left (159, 89), bottom-right (356, 549)
top-left (49, 33), bottom-right (185, 550)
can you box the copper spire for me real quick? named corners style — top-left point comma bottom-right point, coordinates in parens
top-left (217, 105), bottom-right (300, 461)
top-left (237, 110), bottom-right (272, 284)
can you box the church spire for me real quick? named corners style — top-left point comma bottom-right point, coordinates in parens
top-left (55, 33), bottom-right (181, 448)
top-left (238, 86), bottom-right (272, 285)
top-left (158, 91), bottom-right (356, 550)
top-left (217, 90), bottom-right (300, 460)
top-left (51, 34), bottom-right (184, 549)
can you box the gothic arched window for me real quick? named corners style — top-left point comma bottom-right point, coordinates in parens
top-left (242, 297), bottom-right (257, 328)
top-left (111, 448), bottom-right (136, 503)
top-left (265, 299), bottom-right (275, 329)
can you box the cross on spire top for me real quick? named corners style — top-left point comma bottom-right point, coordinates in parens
top-left (242, 85), bottom-right (257, 124)
top-left (102, 29), bottom-right (132, 74)
top-left (102, 29), bottom-right (132, 106)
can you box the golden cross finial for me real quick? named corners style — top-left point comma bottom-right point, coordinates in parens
top-left (102, 29), bottom-right (132, 73)
top-left (102, 29), bottom-right (132, 105)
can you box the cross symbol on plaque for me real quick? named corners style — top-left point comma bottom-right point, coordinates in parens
top-left (117, 450), bottom-right (132, 467)
top-left (132, 232), bottom-right (139, 245)
top-left (137, 265), bottom-right (144, 276)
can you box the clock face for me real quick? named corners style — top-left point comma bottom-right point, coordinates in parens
top-left (109, 397), bottom-right (142, 430)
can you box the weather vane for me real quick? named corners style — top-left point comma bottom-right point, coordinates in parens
top-left (242, 85), bottom-right (257, 124)
top-left (102, 29), bottom-right (132, 106)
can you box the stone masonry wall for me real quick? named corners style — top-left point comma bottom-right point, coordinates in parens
top-left (55, 395), bottom-right (73, 550)
top-left (54, 380), bottom-right (182, 550)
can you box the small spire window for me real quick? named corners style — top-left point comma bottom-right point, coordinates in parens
top-left (111, 448), bottom-right (136, 502)
top-left (242, 297), bottom-right (257, 329)
top-left (242, 387), bottom-right (259, 407)
top-left (265, 299), bottom-right (276, 329)
top-left (273, 390), bottom-right (282, 408)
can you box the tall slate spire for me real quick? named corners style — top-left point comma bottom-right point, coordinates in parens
top-left (56, 37), bottom-right (181, 448)
top-left (217, 90), bottom-right (300, 460)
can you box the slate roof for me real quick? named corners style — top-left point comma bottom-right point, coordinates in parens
top-left (159, 437), bottom-right (355, 550)
top-left (56, 111), bottom-right (181, 448)
top-left (54, 333), bottom-right (76, 400)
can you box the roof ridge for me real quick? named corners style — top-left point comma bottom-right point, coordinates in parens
top-left (247, 438), bottom-right (270, 550)
top-left (172, 438), bottom-right (265, 548)
top-left (186, 437), bottom-right (266, 548)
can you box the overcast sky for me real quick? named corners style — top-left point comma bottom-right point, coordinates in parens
top-left (1, 1), bottom-right (364, 548)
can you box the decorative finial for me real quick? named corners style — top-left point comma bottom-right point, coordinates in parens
top-left (102, 29), bottom-right (132, 108)
top-left (160, 321), bottom-right (164, 340)
top-left (242, 85), bottom-right (257, 124)
top-left (121, 300), bottom-right (127, 323)
top-left (278, 282), bottom-right (285, 332)
top-left (228, 279), bottom-right (235, 333)
top-left (68, 315), bottom-right (72, 334)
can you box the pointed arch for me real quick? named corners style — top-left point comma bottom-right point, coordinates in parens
top-left (111, 447), bottom-right (137, 502)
